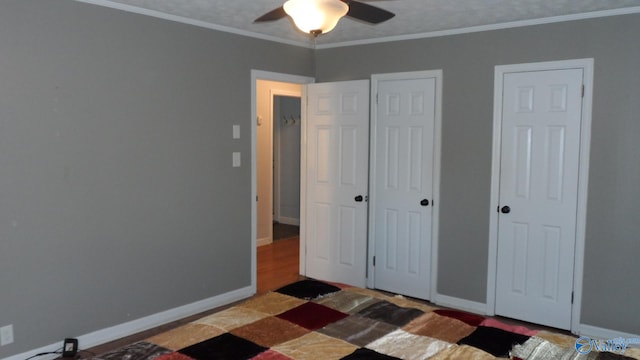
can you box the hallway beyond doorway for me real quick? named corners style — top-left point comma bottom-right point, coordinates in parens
top-left (273, 222), bottom-right (299, 241)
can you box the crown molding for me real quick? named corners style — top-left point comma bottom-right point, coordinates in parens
top-left (315, 6), bottom-right (640, 49)
top-left (74, 0), bottom-right (315, 48)
top-left (74, 1), bottom-right (640, 50)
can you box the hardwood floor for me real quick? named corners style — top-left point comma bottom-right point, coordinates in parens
top-left (82, 237), bottom-right (301, 358)
top-left (257, 236), bottom-right (303, 294)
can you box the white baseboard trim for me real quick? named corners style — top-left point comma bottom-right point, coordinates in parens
top-left (4, 286), bottom-right (254, 360)
top-left (433, 293), bottom-right (488, 315)
top-left (577, 324), bottom-right (640, 346)
top-left (275, 217), bottom-right (300, 226)
top-left (257, 237), bottom-right (272, 247)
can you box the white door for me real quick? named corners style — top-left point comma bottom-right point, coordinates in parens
top-left (495, 68), bottom-right (584, 329)
top-left (304, 80), bottom-right (369, 287)
top-left (371, 75), bottom-right (438, 300)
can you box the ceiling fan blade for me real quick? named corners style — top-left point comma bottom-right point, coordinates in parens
top-left (345, 0), bottom-right (394, 24)
top-left (254, 6), bottom-right (287, 22)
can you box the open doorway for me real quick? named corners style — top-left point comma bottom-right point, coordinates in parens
top-left (256, 81), bottom-right (302, 246)
top-left (251, 70), bottom-right (314, 294)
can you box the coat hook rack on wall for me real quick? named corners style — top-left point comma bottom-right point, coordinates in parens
top-left (282, 115), bottom-right (300, 126)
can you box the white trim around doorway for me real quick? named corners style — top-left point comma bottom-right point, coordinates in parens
top-left (251, 70), bottom-right (315, 294)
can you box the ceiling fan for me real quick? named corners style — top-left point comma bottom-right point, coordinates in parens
top-left (254, 0), bottom-right (395, 37)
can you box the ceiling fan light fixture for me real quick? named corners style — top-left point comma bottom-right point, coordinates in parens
top-left (283, 0), bottom-right (349, 36)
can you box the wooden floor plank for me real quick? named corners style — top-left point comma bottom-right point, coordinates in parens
top-left (257, 236), bottom-right (302, 294)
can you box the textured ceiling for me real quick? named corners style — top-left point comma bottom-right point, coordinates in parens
top-left (81, 0), bottom-right (640, 47)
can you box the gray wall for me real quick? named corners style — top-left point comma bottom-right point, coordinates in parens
top-left (315, 14), bottom-right (640, 334)
top-left (0, 1), bottom-right (312, 357)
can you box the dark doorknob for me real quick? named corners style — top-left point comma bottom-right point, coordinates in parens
top-left (420, 199), bottom-right (429, 206)
top-left (355, 195), bottom-right (364, 202)
top-left (500, 206), bottom-right (511, 214)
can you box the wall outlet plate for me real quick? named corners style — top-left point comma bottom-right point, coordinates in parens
top-left (62, 338), bottom-right (78, 358)
top-left (0, 324), bottom-right (13, 346)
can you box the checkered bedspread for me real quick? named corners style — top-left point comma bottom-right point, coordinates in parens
top-left (93, 279), bottom-right (640, 360)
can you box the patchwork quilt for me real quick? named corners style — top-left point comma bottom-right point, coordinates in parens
top-left (93, 280), bottom-right (640, 360)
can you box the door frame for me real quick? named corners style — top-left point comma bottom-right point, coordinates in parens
top-left (367, 70), bottom-right (443, 301)
top-left (486, 59), bottom-right (594, 333)
top-left (251, 70), bottom-right (315, 293)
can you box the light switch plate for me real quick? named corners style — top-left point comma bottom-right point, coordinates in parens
top-left (232, 152), bottom-right (241, 167)
top-left (233, 125), bottom-right (240, 139)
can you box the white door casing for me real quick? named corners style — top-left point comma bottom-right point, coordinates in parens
top-left (369, 71), bottom-right (442, 300)
top-left (304, 80), bottom-right (370, 287)
top-left (488, 59), bottom-right (593, 331)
